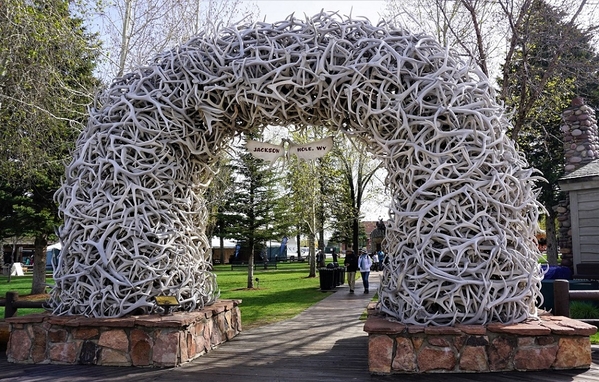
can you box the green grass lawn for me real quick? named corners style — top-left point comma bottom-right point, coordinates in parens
top-left (0, 262), bottom-right (332, 326)
top-left (0, 275), bottom-right (39, 296)
top-left (214, 262), bottom-right (331, 328)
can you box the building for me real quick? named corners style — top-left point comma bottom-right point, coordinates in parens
top-left (559, 159), bottom-right (599, 278)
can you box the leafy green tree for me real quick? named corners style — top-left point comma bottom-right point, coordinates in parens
top-left (284, 131), bottom-right (382, 274)
top-left (224, 136), bottom-right (284, 288)
top-left (0, 185), bottom-right (34, 272)
top-left (0, 0), bottom-right (99, 292)
top-left (286, 155), bottom-right (321, 277)
top-left (284, 128), bottom-right (340, 277)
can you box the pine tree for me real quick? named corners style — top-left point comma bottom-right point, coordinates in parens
top-left (224, 136), bottom-right (284, 288)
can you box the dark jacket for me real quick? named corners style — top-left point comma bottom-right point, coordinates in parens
top-left (344, 252), bottom-right (359, 272)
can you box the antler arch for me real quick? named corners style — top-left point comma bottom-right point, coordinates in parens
top-left (51, 12), bottom-right (544, 325)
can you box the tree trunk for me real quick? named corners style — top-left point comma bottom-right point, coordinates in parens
top-left (545, 211), bottom-right (559, 267)
top-left (247, 238), bottom-right (255, 288)
top-left (296, 232), bottom-right (301, 260)
top-left (219, 235), bottom-right (225, 265)
top-left (31, 235), bottom-right (48, 295)
top-left (308, 233), bottom-right (316, 277)
top-left (117, 0), bottom-right (133, 77)
top-left (318, 228), bottom-right (325, 253)
top-left (318, 179), bottom-right (326, 252)
top-left (352, 215), bottom-right (360, 255)
top-left (7, 243), bottom-right (16, 283)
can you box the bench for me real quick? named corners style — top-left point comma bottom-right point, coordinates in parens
top-left (230, 262), bottom-right (278, 270)
top-left (260, 262), bottom-right (277, 270)
top-left (230, 263), bottom-right (255, 270)
top-left (288, 256), bottom-right (306, 262)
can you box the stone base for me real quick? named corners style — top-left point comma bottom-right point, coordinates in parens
top-left (364, 303), bottom-right (597, 374)
top-left (6, 299), bottom-right (241, 367)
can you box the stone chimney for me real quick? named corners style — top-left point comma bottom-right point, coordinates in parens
top-left (557, 97), bottom-right (599, 267)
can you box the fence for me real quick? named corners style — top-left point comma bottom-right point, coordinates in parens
top-left (0, 291), bottom-right (45, 319)
top-left (553, 279), bottom-right (599, 326)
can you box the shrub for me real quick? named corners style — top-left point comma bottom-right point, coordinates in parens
top-left (570, 301), bottom-right (599, 320)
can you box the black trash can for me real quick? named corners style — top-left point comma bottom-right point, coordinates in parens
top-left (319, 268), bottom-right (336, 291)
top-left (333, 266), bottom-right (340, 286)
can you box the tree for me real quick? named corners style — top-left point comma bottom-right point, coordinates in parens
top-left (204, 156), bottom-right (236, 265)
top-left (1, 180), bottom-right (59, 283)
top-left (329, 136), bottom-right (382, 255)
top-left (86, 0), bottom-right (258, 81)
top-left (384, 0), bottom-right (599, 265)
top-left (384, 0), bottom-right (599, 135)
top-left (224, 136), bottom-right (284, 288)
top-left (286, 153), bottom-right (321, 277)
top-left (499, 0), bottom-right (599, 265)
top-left (284, 128), bottom-right (340, 277)
top-left (383, 0), bottom-right (598, 83)
top-left (499, 0), bottom-right (599, 140)
top-left (384, 0), bottom-right (506, 78)
top-left (0, 0), bottom-right (99, 293)
top-left (283, 131), bottom-right (382, 272)
top-left (0, 185), bottom-right (32, 278)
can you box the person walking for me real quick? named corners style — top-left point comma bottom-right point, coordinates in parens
top-left (358, 250), bottom-right (373, 294)
top-left (343, 249), bottom-right (358, 294)
top-left (317, 249), bottom-right (326, 268)
top-left (372, 251), bottom-right (379, 271)
top-left (377, 250), bottom-right (386, 270)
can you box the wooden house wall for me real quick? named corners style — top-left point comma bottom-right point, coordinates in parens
top-left (571, 188), bottom-right (599, 265)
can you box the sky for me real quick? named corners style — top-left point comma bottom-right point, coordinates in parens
top-left (248, 0), bottom-right (387, 24)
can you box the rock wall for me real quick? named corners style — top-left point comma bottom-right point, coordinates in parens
top-left (558, 97), bottom-right (599, 267)
top-left (364, 303), bottom-right (596, 374)
top-left (6, 300), bottom-right (241, 367)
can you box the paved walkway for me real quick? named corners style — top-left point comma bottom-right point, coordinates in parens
top-left (1, 272), bottom-right (598, 381)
